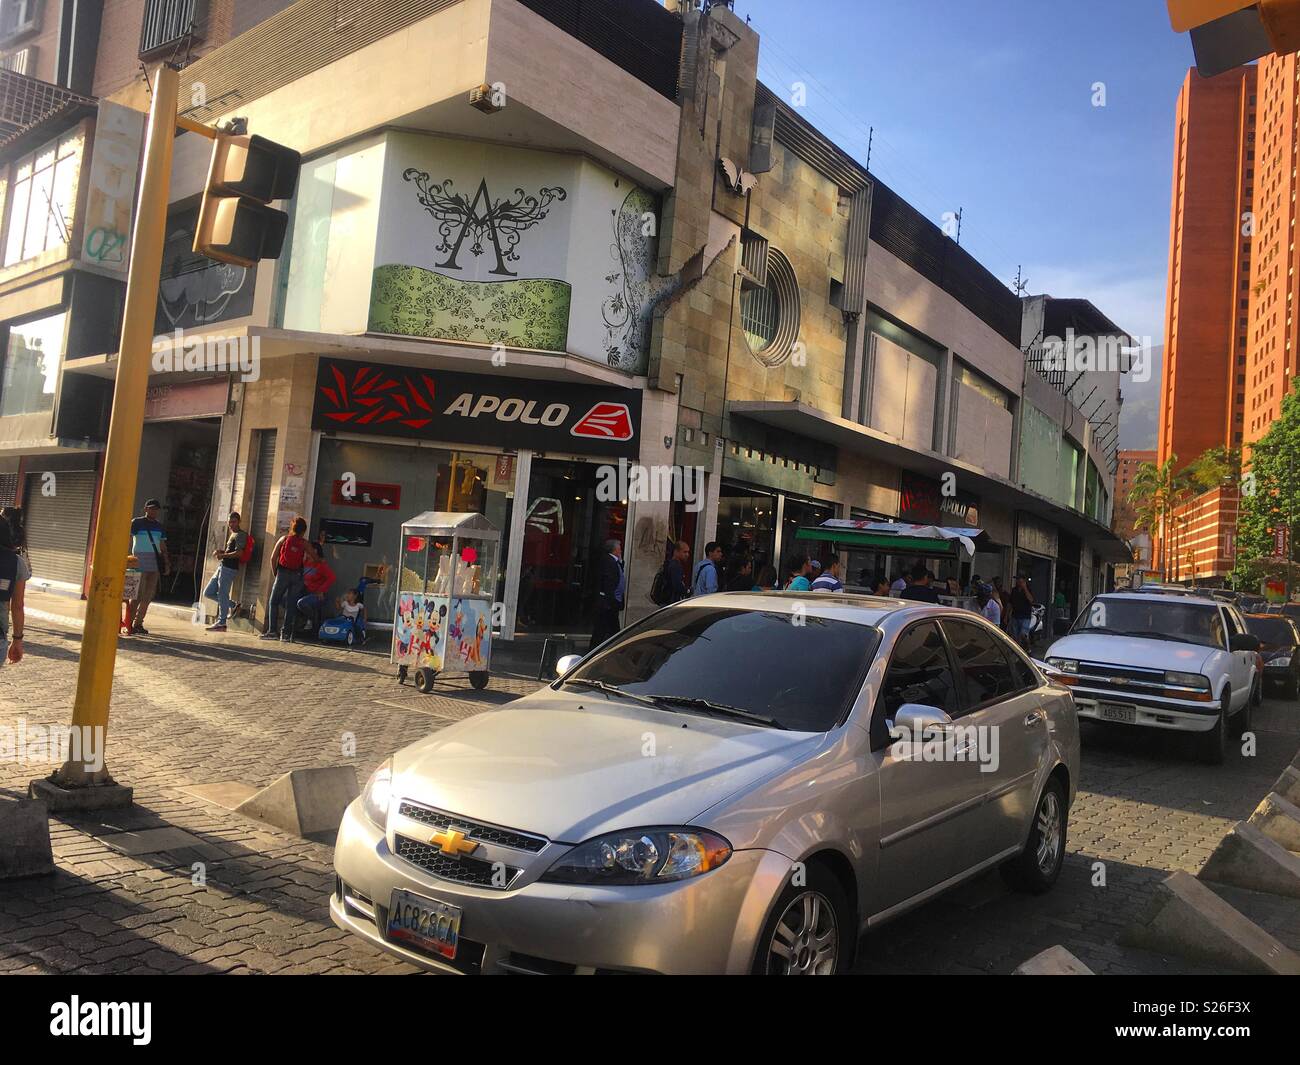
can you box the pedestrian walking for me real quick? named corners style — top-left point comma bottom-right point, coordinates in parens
top-left (126, 499), bottom-right (170, 635)
top-left (202, 511), bottom-right (249, 632)
top-left (1009, 573), bottom-right (1036, 648)
top-left (977, 583), bottom-right (1002, 626)
top-left (898, 564), bottom-right (940, 603)
top-left (691, 541), bottom-right (724, 596)
top-left (755, 564), bottom-right (778, 592)
top-left (811, 558), bottom-right (845, 592)
top-left (889, 569), bottom-right (909, 596)
top-left (650, 540), bottom-right (691, 605)
top-left (0, 513), bottom-right (29, 667)
top-left (295, 542), bottom-right (336, 637)
top-left (784, 554), bottom-right (813, 592)
top-left (725, 555), bottom-right (755, 591)
top-left (264, 516), bottom-right (310, 640)
top-left (589, 538), bottom-right (625, 650)
top-left (872, 575), bottom-right (891, 597)
top-left (1, 506), bottom-right (28, 562)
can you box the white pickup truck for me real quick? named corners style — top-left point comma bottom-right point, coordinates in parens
top-left (1042, 591), bottom-right (1261, 764)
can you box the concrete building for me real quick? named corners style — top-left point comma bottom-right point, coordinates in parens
top-left (0, 0), bottom-right (1130, 649)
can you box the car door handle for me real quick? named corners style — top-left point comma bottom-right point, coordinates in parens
top-left (1024, 710), bottom-right (1046, 727)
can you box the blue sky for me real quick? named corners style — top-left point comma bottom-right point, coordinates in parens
top-left (735, 0), bottom-right (1197, 444)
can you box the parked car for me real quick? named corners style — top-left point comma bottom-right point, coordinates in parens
top-left (1043, 592), bottom-right (1260, 763)
top-left (331, 593), bottom-right (1079, 975)
top-left (1243, 613), bottom-right (1300, 700)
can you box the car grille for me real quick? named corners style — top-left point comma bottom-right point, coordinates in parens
top-left (394, 833), bottom-right (522, 889)
top-left (397, 800), bottom-right (548, 853)
top-left (1072, 662), bottom-right (1180, 697)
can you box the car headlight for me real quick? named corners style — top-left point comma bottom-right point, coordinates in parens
top-left (361, 758), bottom-right (393, 829)
top-left (1270, 656), bottom-right (1292, 667)
top-left (540, 828), bottom-right (732, 885)
top-left (1046, 657), bottom-right (1079, 673)
top-left (1164, 671), bottom-right (1211, 690)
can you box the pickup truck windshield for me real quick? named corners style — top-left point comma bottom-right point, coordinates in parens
top-left (1072, 598), bottom-right (1225, 649)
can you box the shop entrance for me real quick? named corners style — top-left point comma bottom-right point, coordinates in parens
top-left (135, 417), bottom-right (221, 605)
top-left (311, 438), bottom-right (513, 638)
top-left (517, 458), bottom-right (626, 634)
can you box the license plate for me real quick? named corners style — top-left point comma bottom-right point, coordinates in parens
top-left (387, 890), bottom-right (462, 960)
top-left (1099, 702), bottom-right (1137, 724)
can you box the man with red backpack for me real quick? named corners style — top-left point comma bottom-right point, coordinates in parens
top-left (202, 511), bottom-right (251, 633)
top-left (264, 516), bottom-right (310, 641)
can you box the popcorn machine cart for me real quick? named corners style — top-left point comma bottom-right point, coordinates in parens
top-left (392, 512), bottom-right (500, 693)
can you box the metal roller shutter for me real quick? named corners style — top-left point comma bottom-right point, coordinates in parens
top-left (24, 470), bottom-right (95, 585)
top-left (247, 429), bottom-right (277, 569)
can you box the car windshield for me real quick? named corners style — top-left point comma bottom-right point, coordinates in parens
top-left (559, 606), bottom-right (880, 732)
top-left (1245, 617), bottom-right (1298, 647)
top-left (1071, 597), bottom-right (1224, 649)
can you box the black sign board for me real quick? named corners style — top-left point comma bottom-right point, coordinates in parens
top-left (312, 359), bottom-right (642, 459)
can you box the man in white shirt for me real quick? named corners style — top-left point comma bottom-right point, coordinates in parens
top-left (977, 584), bottom-right (1002, 626)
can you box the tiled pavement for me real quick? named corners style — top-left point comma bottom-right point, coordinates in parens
top-left (2, 589), bottom-right (1298, 974)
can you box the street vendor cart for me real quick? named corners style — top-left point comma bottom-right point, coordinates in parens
top-left (392, 511), bottom-right (500, 693)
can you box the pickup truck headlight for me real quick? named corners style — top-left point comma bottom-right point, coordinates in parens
top-left (1045, 657), bottom-right (1079, 673)
top-left (541, 828), bottom-right (732, 885)
top-left (361, 758), bottom-right (393, 829)
top-left (1164, 671), bottom-right (1211, 690)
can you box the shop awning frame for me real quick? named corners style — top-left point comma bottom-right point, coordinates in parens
top-left (796, 527), bottom-right (960, 555)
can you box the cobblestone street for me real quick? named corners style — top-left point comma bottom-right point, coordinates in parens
top-left (2, 590), bottom-right (1298, 975)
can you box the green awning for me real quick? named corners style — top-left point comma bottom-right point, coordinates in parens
top-left (794, 528), bottom-right (958, 554)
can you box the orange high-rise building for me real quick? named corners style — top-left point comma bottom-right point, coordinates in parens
top-left (1244, 52), bottom-right (1300, 446)
top-left (1158, 66), bottom-right (1256, 471)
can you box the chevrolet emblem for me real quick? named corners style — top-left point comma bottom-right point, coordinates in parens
top-left (430, 827), bottom-right (478, 857)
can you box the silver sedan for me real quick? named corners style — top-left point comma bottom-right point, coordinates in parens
top-left (331, 593), bottom-right (1079, 974)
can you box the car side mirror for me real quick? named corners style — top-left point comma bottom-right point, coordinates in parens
top-left (1230, 633), bottom-right (1260, 652)
top-left (890, 703), bottom-right (953, 740)
top-left (555, 653), bottom-right (584, 677)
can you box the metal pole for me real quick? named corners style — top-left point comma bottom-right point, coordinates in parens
top-left (52, 65), bottom-right (179, 789)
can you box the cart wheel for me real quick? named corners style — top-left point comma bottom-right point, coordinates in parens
top-left (397, 664), bottom-right (408, 685)
top-left (415, 667), bottom-right (438, 694)
top-left (470, 671), bottom-right (489, 691)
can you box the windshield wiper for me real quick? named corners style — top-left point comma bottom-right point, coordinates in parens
top-left (564, 678), bottom-right (662, 708)
top-left (645, 695), bottom-right (789, 730)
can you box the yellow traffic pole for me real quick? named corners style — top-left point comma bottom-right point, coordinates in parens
top-left (50, 64), bottom-right (180, 790)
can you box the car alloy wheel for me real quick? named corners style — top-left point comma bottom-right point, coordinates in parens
top-left (1035, 789), bottom-right (1062, 877)
top-left (766, 891), bottom-right (839, 975)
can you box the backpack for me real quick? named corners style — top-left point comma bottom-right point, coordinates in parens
top-left (691, 558), bottom-right (718, 596)
top-left (649, 561), bottom-right (674, 606)
top-left (277, 535), bottom-right (306, 570)
top-left (238, 531), bottom-right (255, 564)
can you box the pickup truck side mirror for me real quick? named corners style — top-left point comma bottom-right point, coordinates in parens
top-left (1230, 633), bottom-right (1260, 652)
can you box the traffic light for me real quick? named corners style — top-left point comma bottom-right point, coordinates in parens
top-left (194, 133), bottom-right (301, 267)
top-left (1168, 0), bottom-right (1300, 77)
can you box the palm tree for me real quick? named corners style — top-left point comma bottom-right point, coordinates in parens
top-left (1129, 456), bottom-right (1183, 579)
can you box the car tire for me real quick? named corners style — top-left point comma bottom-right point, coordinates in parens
top-left (1000, 776), bottom-right (1067, 894)
top-left (752, 864), bottom-right (851, 975)
top-left (1198, 693), bottom-right (1229, 765)
top-left (1288, 675), bottom-right (1300, 701)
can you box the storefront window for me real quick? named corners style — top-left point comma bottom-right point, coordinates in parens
top-left (518, 458), bottom-right (626, 633)
top-left (312, 439), bottom-right (513, 633)
top-left (0, 312), bottom-right (65, 417)
top-left (717, 485), bottom-right (777, 575)
top-left (780, 497), bottom-right (833, 570)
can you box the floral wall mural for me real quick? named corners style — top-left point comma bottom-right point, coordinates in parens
top-left (366, 133), bottom-right (665, 374)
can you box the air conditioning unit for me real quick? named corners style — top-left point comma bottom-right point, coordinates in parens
top-left (468, 83), bottom-right (504, 115)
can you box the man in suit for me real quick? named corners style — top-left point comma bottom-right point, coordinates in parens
top-left (590, 538), bottom-right (626, 650)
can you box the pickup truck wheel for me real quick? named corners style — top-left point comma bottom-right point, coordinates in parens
top-left (1198, 693), bottom-right (1229, 765)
